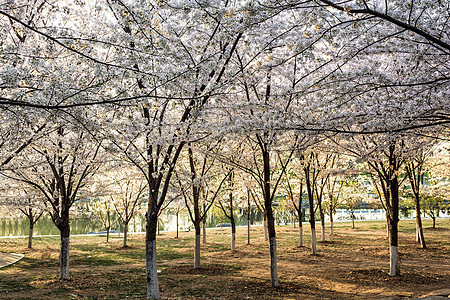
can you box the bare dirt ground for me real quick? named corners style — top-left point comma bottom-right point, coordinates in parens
top-left (0, 219), bottom-right (449, 299)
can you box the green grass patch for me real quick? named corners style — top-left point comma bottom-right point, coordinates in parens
top-left (0, 277), bottom-right (36, 292)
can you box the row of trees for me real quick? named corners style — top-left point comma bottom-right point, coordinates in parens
top-left (0, 0), bottom-right (448, 299)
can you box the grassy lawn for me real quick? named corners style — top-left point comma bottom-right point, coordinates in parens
top-left (0, 218), bottom-right (449, 299)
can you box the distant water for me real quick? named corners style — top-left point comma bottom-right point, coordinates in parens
top-left (0, 209), bottom-right (264, 237)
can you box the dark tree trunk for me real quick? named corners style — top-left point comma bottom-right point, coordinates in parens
top-left (351, 212), bottom-right (355, 229)
top-left (329, 201), bottom-right (334, 235)
top-left (194, 221), bottom-right (201, 269)
top-left (262, 144), bottom-right (278, 287)
top-left (123, 222), bottom-right (129, 247)
top-left (293, 213), bottom-right (296, 228)
top-left (176, 211), bottom-right (179, 239)
top-left (319, 205), bottom-right (325, 242)
top-left (58, 217), bottom-right (70, 280)
top-left (298, 209), bottom-right (303, 247)
top-left (229, 191), bottom-right (236, 252)
top-left (146, 210), bottom-right (159, 299)
top-left (105, 226), bottom-right (110, 244)
top-left (415, 198), bottom-right (426, 248)
top-left (231, 219), bottom-right (236, 251)
top-left (305, 165), bottom-right (317, 255)
top-left (28, 221), bottom-right (34, 249)
top-left (432, 217), bottom-right (436, 228)
top-left (202, 203), bottom-right (207, 244)
top-left (385, 151), bottom-right (401, 277)
top-left (406, 161), bottom-right (426, 248)
top-left (247, 193), bottom-right (251, 245)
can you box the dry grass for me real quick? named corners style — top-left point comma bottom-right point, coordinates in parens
top-left (0, 219), bottom-right (449, 299)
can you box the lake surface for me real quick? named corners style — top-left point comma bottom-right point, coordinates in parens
top-left (0, 209), bottom-right (262, 237)
top-left (1, 208), bottom-right (444, 237)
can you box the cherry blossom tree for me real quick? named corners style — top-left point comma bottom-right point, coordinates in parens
top-left (0, 180), bottom-right (45, 248)
top-left (91, 198), bottom-right (117, 244)
top-left (4, 124), bottom-right (101, 280)
top-left (176, 142), bottom-right (230, 268)
top-left (107, 170), bottom-right (146, 248)
top-left (216, 169), bottom-right (241, 252)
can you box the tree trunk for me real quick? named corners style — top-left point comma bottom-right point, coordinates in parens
top-left (308, 200), bottom-right (317, 255)
top-left (28, 221), bottom-right (34, 249)
top-left (388, 172), bottom-right (400, 276)
top-left (406, 161), bottom-right (426, 248)
top-left (267, 207), bottom-right (278, 287)
top-left (432, 217), bottom-right (436, 228)
top-left (106, 226), bottom-right (110, 244)
top-left (59, 223), bottom-right (70, 280)
top-left (319, 206), bottom-right (326, 242)
top-left (262, 143), bottom-right (278, 287)
top-left (176, 211), bottom-right (179, 239)
top-left (298, 213), bottom-right (303, 247)
top-left (311, 227), bottom-right (317, 255)
top-left (352, 213), bottom-right (355, 229)
top-left (146, 213), bottom-right (160, 299)
top-left (194, 222), bottom-right (201, 269)
top-left (414, 199), bottom-right (426, 248)
top-left (231, 221), bottom-right (236, 252)
top-left (247, 195), bottom-right (251, 245)
top-left (305, 163), bottom-right (317, 255)
top-left (247, 218), bottom-right (251, 245)
top-left (123, 222), bottom-right (128, 247)
top-left (388, 217), bottom-right (399, 276)
top-left (330, 212), bottom-right (334, 235)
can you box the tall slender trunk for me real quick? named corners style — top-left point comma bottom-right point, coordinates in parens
top-left (298, 213), bottom-right (303, 247)
top-left (369, 144), bottom-right (402, 277)
top-left (262, 144), bottom-right (278, 287)
top-left (388, 172), bottom-right (400, 276)
top-left (231, 224), bottom-right (236, 252)
top-left (388, 217), bottom-right (399, 276)
top-left (146, 212), bottom-right (159, 299)
top-left (311, 227), bottom-right (317, 254)
top-left (247, 194), bottom-right (251, 245)
top-left (306, 177), bottom-right (316, 254)
top-left (352, 213), bottom-right (355, 229)
top-left (105, 227), bottom-right (110, 243)
top-left (406, 161), bottom-right (426, 248)
top-left (304, 163), bottom-right (317, 255)
top-left (229, 191), bottom-right (236, 252)
top-left (319, 206), bottom-right (325, 242)
top-left (59, 222), bottom-right (70, 280)
top-left (330, 214), bottom-right (334, 235)
top-left (194, 222), bottom-right (201, 269)
top-left (202, 220), bottom-right (206, 244)
top-left (432, 217), bottom-right (436, 228)
top-left (176, 211), bottom-right (179, 239)
top-left (28, 222), bottom-right (34, 249)
top-left (123, 222), bottom-right (129, 247)
top-left (415, 199), bottom-right (426, 248)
